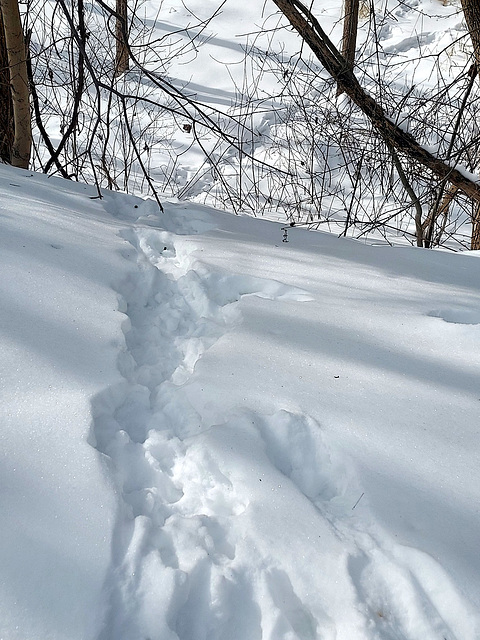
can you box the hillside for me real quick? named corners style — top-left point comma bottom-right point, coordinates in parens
top-left (1, 163), bottom-right (480, 639)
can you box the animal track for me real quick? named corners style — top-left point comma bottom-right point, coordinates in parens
top-left (91, 205), bottom-right (479, 640)
top-left (92, 217), bottom-right (315, 640)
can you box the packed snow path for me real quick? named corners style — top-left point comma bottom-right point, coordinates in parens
top-left (90, 197), bottom-right (479, 640)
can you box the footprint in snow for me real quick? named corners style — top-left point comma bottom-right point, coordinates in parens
top-left (91, 224), bottom-right (315, 640)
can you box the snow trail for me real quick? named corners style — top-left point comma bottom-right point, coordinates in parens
top-left (91, 205), bottom-right (325, 639)
top-left (91, 200), bottom-right (479, 640)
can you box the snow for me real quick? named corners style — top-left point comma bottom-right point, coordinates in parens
top-left (3, 0), bottom-right (480, 637)
top-left (1, 161), bottom-right (480, 640)
top-left (0, 168), bottom-right (135, 640)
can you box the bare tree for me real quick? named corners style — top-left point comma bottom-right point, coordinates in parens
top-left (20, 0), bottom-right (480, 249)
top-left (0, 7), bottom-right (14, 162)
top-left (462, 0), bottom-right (480, 74)
top-left (461, 0), bottom-right (480, 249)
top-left (115, 0), bottom-right (129, 77)
top-left (340, 0), bottom-right (359, 73)
top-left (271, 0), bottom-right (480, 248)
top-left (336, 0), bottom-right (360, 97)
top-left (0, 0), bottom-right (30, 168)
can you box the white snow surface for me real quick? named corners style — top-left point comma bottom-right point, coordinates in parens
top-left (1, 163), bottom-right (480, 640)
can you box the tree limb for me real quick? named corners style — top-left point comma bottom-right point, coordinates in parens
top-left (271, 0), bottom-right (480, 204)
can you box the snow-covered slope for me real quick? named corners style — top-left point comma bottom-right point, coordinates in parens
top-left (1, 163), bottom-right (480, 640)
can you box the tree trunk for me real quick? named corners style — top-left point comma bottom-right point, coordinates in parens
top-left (461, 0), bottom-right (480, 249)
top-left (115, 0), bottom-right (129, 77)
top-left (461, 0), bottom-right (480, 75)
top-left (472, 209), bottom-right (480, 250)
top-left (0, 8), bottom-right (14, 162)
top-left (0, 0), bottom-right (31, 168)
top-left (341, 0), bottom-right (359, 71)
top-left (337, 0), bottom-right (359, 96)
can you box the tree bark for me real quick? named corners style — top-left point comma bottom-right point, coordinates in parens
top-left (472, 207), bottom-right (480, 250)
top-left (337, 0), bottom-right (359, 96)
top-left (0, 0), bottom-right (31, 168)
top-left (115, 0), bottom-right (129, 77)
top-left (341, 0), bottom-right (359, 71)
top-left (461, 0), bottom-right (480, 76)
top-left (0, 8), bottom-right (14, 162)
top-left (461, 0), bottom-right (480, 249)
top-left (271, 0), bottom-right (480, 239)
